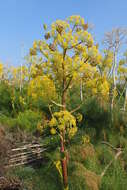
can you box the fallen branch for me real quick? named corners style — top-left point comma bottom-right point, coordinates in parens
top-left (100, 150), bottom-right (123, 178)
top-left (101, 141), bottom-right (123, 151)
top-left (70, 103), bottom-right (83, 114)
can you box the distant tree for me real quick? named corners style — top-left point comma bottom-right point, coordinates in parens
top-left (103, 28), bottom-right (127, 110)
top-left (118, 51), bottom-right (127, 110)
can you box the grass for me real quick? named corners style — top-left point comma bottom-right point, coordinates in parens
top-left (1, 101), bottom-right (127, 190)
top-left (8, 164), bottom-right (62, 190)
top-left (6, 133), bottom-right (127, 190)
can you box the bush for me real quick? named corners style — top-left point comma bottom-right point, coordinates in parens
top-left (8, 165), bottom-right (62, 190)
top-left (68, 162), bottom-right (100, 190)
top-left (101, 160), bottom-right (127, 190)
top-left (0, 109), bottom-right (43, 134)
top-left (80, 98), bottom-right (111, 138)
top-left (0, 114), bottom-right (17, 128)
top-left (16, 110), bottom-right (42, 132)
top-left (0, 82), bottom-right (12, 115)
top-left (69, 144), bottom-right (95, 163)
top-left (112, 105), bottom-right (127, 132)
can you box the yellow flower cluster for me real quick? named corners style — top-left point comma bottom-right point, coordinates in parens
top-left (68, 15), bottom-right (85, 25)
top-left (51, 20), bottom-right (70, 37)
top-left (37, 122), bottom-right (43, 134)
top-left (28, 75), bottom-right (57, 103)
top-left (57, 31), bottom-right (76, 48)
top-left (0, 63), bottom-right (3, 76)
top-left (97, 77), bottom-right (109, 98)
top-left (19, 96), bottom-right (26, 105)
top-left (82, 135), bottom-right (90, 144)
top-left (49, 111), bottom-right (77, 138)
top-left (88, 46), bottom-right (102, 64)
top-left (50, 127), bottom-right (57, 135)
top-left (76, 30), bottom-right (93, 45)
top-left (76, 113), bottom-right (83, 122)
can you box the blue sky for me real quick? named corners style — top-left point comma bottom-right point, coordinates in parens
top-left (0, 0), bottom-right (127, 66)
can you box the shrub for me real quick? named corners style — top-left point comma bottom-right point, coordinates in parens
top-left (80, 98), bottom-right (111, 138)
top-left (101, 160), bottom-right (127, 190)
top-left (17, 110), bottom-right (42, 132)
top-left (69, 144), bottom-right (95, 163)
top-left (112, 105), bottom-right (127, 132)
top-left (69, 162), bottom-right (100, 190)
top-left (0, 110), bottom-right (42, 131)
top-left (0, 82), bottom-right (12, 115)
top-left (8, 165), bottom-right (62, 190)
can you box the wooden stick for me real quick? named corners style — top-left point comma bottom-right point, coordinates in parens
top-left (11, 144), bottom-right (45, 151)
top-left (70, 103), bottom-right (83, 114)
top-left (7, 157), bottom-right (42, 167)
top-left (10, 148), bottom-right (47, 158)
top-left (9, 150), bottom-right (46, 163)
top-left (101, 141), bottom-right (123, 151)
top-left (101, 151), bottom-right (123, 178)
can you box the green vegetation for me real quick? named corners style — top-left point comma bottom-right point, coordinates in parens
top-left (0, 15), bottom-right (127, 190)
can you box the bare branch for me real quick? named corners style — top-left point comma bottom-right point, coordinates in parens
top-left (70, 103), bottom-right (83, 114)
top-left (101, 151), bottom-right (123, 178)
top-left (101, 141), bottom-right (123, 151)
top-left (72, 24), bottom-right (76, 33)
top-left (68, 41), bottom-right (82, 50)
top-left (63, 76), bottom-right (73, 92)
top-left (103, 28), bottom-right (127, 52)
top-left (48, 104), bottom-right (53, 116)
top-left (51, 100), bottom-right (64, 107)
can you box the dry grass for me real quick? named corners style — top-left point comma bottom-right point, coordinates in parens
top-left (69, 143), bottom-right (95, 163)
top-left (0, 126), bottom-right (12, 175)
top-left (70, 162), bottom-right (100, 190)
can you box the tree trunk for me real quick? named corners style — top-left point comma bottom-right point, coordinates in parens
top-left (60, 131), bottom-right (68, 188)
top-left (20, 62), bottom-right (23, 93)
top-left (110, 51), bottom-right (117, 126)
top-left (124, 88), bottom-right (127, 111)
top-left (111, 52), bottom-right (117, 111)
top-left (60, 93), bottom-right (68, 188)
top-left (61, 66), bottom-right (68, 188)
top-left (80, 78), bottom-right (83, 102)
